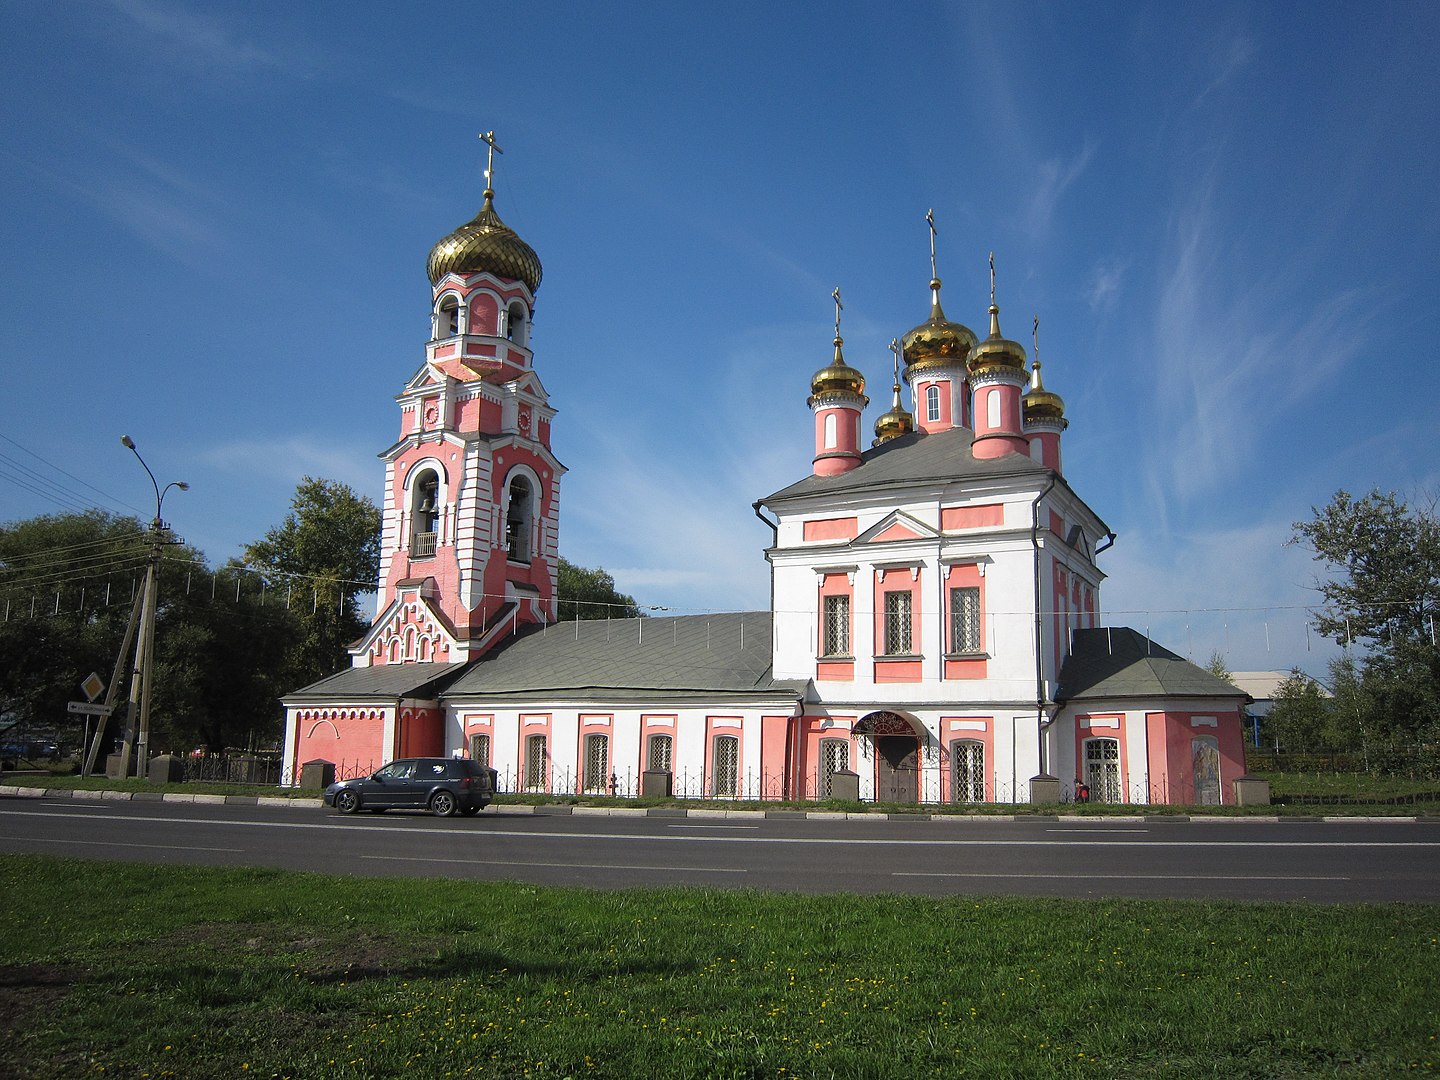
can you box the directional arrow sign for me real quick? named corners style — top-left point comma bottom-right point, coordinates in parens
top-left (67, 701), bottom-right (114, 716)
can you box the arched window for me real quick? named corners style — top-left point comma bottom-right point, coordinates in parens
top-left (711, 735), bottom-right (740, 798)
top-left (436, 296), bottom-right (461, 339)
top-left (505, 475), bottom-right (534, 563)
top-left (409, 469), bottom-right (440, 558)
top-left (1084, 738), bottom-right (1122, 803)
top-left (819, 737), bottom-right (849, 798)
top-left (583, 733), bottom-right (610, 794)
top-left (506, 301), bottom-right (529, 346)
top-left (823, 412), bottom-right (837, 449)
top-left (950, 739), bottom-right (985, 803)
top-left (926, 385), bottom-right (941, 423)
top-left (986, 388), bottom-right (1001, 430)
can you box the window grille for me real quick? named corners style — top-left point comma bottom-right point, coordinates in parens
top-left (711, 735), bottom-right (739, 798)
top-left (821, 594), bottom-right (850, 656)
top-left (524, 734), bottom-right (548, 792)
top-left (949, 586), bottom-right (981, 653)
top-left (583, 734), bottom-right (610, 794)
top-left (648, 733), bottom-right (673, 773)
top-left (468, 732), bottom-right (490, 767)
top-left (820, 738), bottom-right (849, 797)
top-left (950, 739), bottom-right (985, 802)
top-left (1085, 738), bottom-right (1122, 803)
top-left (883, 590), bottom-right (913, 655)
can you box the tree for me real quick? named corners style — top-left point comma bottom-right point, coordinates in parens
top-left (243, 477), bottom-right (381, 686)
top-left (1293, 489), bottom-right (1440, 744)
top-left (0, 511), bottom-right (299, 754)
top-left (1204, 651), bottom-right (1234, 682)
top-left (1265, 669), bottom-right (1332, 752)
top-left (555, 557), bottom-right (642, 620)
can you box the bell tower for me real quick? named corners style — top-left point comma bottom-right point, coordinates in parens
top-left (355, 133), bottom-right (565, 668)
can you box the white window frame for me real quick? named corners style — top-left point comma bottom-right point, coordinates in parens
top-left (883, 590), bottom-right (913, 656)
top-left (821, 593), bottom-right (851, 657)
top-left (949, 586), bottom-right (981, 654)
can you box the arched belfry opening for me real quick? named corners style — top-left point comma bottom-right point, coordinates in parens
top-left (435, 295), bottom-right (462, 339)
top-left (505, 474), bottom-right (534, 563)
top-left (505, 301), bottom-right (529, 347)
top-left (410, 469), bottom-right (441, 558)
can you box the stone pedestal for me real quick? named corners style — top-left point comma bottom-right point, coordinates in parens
top-left (299, 759), bottom-right (336, 790)
top-left (147, 754), bottom-right (184, 783)
top-left (1028, 774), bottom-right (1062, 804)
top-left (1232, 776), bottom-right (1272, 806)
top-left (828, 770), bottom-right (860, 802)
top-left (641, 770), bottom-right (672, 798)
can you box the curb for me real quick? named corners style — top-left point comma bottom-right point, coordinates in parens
top-left (2, 785), bottom-right (1435, 823)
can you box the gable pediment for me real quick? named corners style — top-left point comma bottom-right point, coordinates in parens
top-left (854, 510), bottom-right (939, 546)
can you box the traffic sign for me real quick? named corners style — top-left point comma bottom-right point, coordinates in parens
top-left (67, 701), bottom-right (113, 716)
top-left (81, 672), bottom-right (105, 702)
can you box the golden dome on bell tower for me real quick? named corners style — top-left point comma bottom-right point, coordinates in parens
top-left (967, 253), bottom-right (1027, 375)
top-left (873, 339), bottom-right (915, 445)
top-left (426, 132), bottom-right (543, 293)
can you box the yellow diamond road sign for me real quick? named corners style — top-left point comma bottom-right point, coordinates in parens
top-left (81, 672), bottom-right (105, 702)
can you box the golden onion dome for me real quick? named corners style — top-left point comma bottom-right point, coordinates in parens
top-left (1023, 361), bottom-right (1067, 423)
top-left (427, 188), bottom-right (543, 293)
top-left (808, 335), bottom-right (868, 405)
top-left (968, 303), bottom-right (1027, 373)
top-left (901, 279), bottom-right (978, 373)
top-left (872, 392), bottom-right (915, 444)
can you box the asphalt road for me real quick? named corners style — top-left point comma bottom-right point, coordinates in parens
top-left (2, 796), bottom-right (1437, 902)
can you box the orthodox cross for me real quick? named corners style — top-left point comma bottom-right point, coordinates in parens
top-left (989, 251), bottom-right (996, 305)
top-left (1033, 314), bottom-right (1040, 358)
top-left (831, 287), bottom-right (843, 338)
top-left (889, 338), bottom-right (902, 383)
top-left (926, 208), bottom-right (938, 280)
top-left (479, 130), bottom-right (504, 193)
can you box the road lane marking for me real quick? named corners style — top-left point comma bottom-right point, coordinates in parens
top-left (1045, 829), bottom-right (1149, 833)
top-left (362, 855), bottom-right (745, 873)
top-left (1, 836), bottom-right (243, 853)
top-left (666, 824), bottom-right (761, 830)
top-left (895, 872), bottom-right (1349, 881)
top-left (4, 810), bottom-right (1440, 848)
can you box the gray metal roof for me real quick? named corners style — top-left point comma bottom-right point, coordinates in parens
top-left (283, 662), bottom-right (468, 704)
top-left (1057, 627), bottom-right (1250, 703)
top-left (443, 611), bottom-right (799, 701)
top-left (760, 426), bottom-right (1049, 505)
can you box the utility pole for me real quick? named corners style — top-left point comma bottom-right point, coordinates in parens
top-left (116, 435), bottom-right (187, 779)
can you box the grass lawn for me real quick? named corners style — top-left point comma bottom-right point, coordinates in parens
top-left (1, 854), bottom-right (1436, 1078)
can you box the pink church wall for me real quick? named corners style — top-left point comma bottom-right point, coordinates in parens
top-left (292, 708), bottom-right (389, 780)
top-left (398, 706), bottom-right (443, 758)
top-left (941, 504), bottom-right (1004, 531)
top-left (761, 714), bottom-right (792, 799)
top-left (939, 717), bottom-right (994, 802)
top-left (803, 517), bottom-right (858, 542)
top-left (1146, 710), bottom-right (1246, 806)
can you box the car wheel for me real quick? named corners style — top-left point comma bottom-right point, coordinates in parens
top-left (459, 805), bottom-right (480, 817)
top-left (430, 791), bottom-right (458, 817)
top-left (335, 790), bottom-right (360, 814)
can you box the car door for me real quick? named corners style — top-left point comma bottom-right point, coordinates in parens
top-left (368, 760), bottom-right (418, 808)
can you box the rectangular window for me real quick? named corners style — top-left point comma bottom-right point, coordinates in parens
top-left (583, 733), bottom-right (609, 795)
top-left (821, 594), bottom-right (851, 656)
top-left (712, 735), bottom-right (739, 798)
top-left (647, 733), bottom-right (673, 773)
top-left (949, 586), bottom-right (981, 654)
top-left (524, 734), bottom-right (548, 792)
top-left (883, 590), bottom-right (913, 655)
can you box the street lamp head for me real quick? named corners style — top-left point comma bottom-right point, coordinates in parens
top-left (121, 435), bottom-right (136, 450)
top-left (177, 482), bottom-right (190, 492)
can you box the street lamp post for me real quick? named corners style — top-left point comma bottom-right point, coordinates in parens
top-left (117, 435), bottom-right (187, 779)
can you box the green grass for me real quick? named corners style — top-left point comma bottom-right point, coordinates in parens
top-left (1, 855), bottom-right (1436, 1078)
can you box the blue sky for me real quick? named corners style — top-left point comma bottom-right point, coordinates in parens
top-left (2, 1), bottom-right (1437, 678)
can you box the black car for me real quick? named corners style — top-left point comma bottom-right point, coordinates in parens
top-left (324, 757), bottom-right (497, 817)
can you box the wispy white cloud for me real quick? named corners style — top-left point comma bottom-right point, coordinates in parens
top-left (1086, 258), bottom-right (1126, 313)
top-left (100, 0), bottom-right (318, 80)
top-left (1139, 182), bottom-right (1375, 508)
top-left (1101, 515), bottom-right (1335, 675)
top-left (1025, 139), bottom-right (1097, 238)
top-left (199, 436), bottom-right (381, 497)
top-left (1194, 34), bottom-right (1257, 108)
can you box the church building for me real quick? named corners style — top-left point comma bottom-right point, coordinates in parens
top-left (281, 145), bottom-right (1248, 806)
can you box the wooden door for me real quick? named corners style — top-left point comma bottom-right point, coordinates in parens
top-left (875, 736), bottom-right (919, 804)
